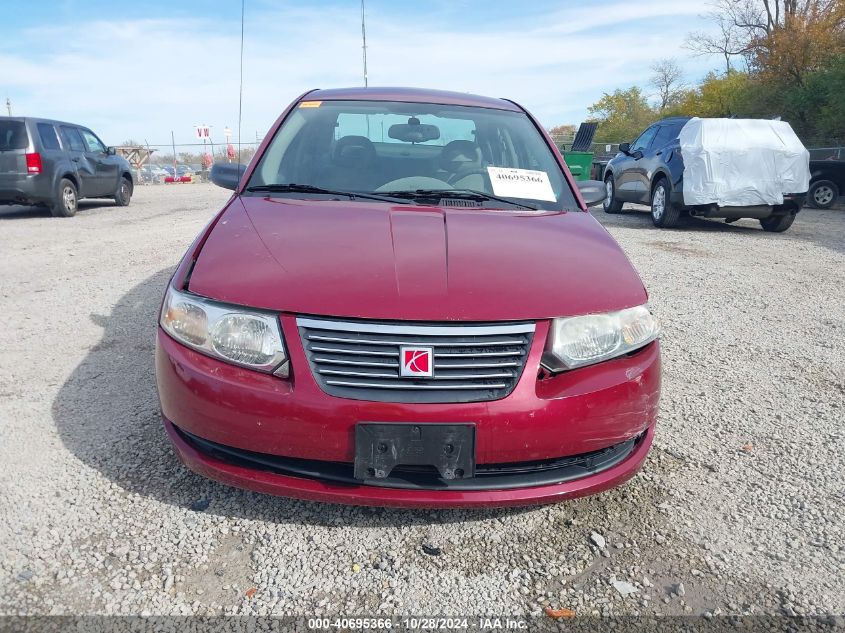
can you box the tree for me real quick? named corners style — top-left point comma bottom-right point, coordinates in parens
top-left (672, 71), bottom-right (753, 117)
top-left (685, 0), bottom-right (845, 82)
top-left (548, 124), bottom-right (576, 137)
top-left (750, 2), bottom-right (845, 85)
top-left (547, 124), bottom-right (576, 149)
top-left (650, 58), bottom-right (686, 110)
top-left (686, 15), bottom-right (749, 73)
top-left (587, 87), bottom-right (656, 142)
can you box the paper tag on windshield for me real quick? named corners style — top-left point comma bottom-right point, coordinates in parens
top-left (486, 167), bottom-right (556, 202)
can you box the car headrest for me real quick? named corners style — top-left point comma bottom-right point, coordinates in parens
top-left (333, 135), bottom-right (376, 167)
top-left (439, 140), bottom-right (482, 172)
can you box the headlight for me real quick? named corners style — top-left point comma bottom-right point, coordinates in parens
top-left (543, 304), bottom-right (659, 371)
top-left (160, 286), bottom-right (288, 375)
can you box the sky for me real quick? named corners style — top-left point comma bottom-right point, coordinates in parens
top-left (0, 0), bottom-right (722, 149)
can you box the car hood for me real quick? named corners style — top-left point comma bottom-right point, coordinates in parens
top-left (187, 196), bottom-right (647, 321)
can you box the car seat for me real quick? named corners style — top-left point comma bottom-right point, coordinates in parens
top-left (329, 135), bottom-right (378, 191)
top-left (438, 140), bottom-right (486, 190)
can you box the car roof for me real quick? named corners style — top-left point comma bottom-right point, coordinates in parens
top-left (304, 87), bottom-right (522, 112)
top-left (0, 115), bottom-right (89, 128)
top-left (657, 116), bottom-right (692, 124)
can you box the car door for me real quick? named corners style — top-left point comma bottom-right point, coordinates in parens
top-left (78, 128), bottom-right (118, 196)
top-left (645, 122), bottom-right (684, 191)
top-left (618, 125), bottom-right (658, 203)
top-left (59, 125), bottom-right (96, 196)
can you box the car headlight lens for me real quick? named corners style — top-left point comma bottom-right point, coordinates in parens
top-left (544, 305), bottom-right (659, 371)
top-left (211, 315), bottom-right (277, 366)
top-left (160, 286), bottom-right (288, 374)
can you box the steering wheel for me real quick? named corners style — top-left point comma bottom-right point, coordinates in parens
top-left (447, 168), bottom-right (489, 186)
top-left (376, 176), bottom-right (452, 192)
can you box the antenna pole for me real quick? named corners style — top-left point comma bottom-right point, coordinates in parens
top-left (5, 98), bottom-right (11, 116)
top-left (237, 0), bottom-right (245, 174)
top-left (361, 0), bottom-right (368, 87)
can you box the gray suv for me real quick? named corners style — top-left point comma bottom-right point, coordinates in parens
top-left (0, 117), bottom-right (133, 217)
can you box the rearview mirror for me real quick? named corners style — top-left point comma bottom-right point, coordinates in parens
top-left (618, 142), bottom-right (630, 155)
top-left (577, 179), bottom-right (607, 207)
top-left (388, 119), bottom-right (440, 143)
top-left (210, 162), bottom-right (246, 191)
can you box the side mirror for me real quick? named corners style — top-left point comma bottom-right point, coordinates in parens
top-left (106, 146), bottom-right (116, 156)
top-left (632, 150), bottom-right (644, 160)
top-left (618, 142), bottom-right (630, 155)
top-left (577, 179), bottom-right (607, 207)
top-left (210, 162), bottom-right (247, 191)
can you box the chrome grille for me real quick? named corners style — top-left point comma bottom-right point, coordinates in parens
top-left (297, 317), bottom-right (535, 403)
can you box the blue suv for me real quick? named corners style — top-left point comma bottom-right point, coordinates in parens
top-left (602, 117), bottom-right (806, 232)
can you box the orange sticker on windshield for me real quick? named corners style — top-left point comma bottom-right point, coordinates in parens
top-left (298, 101), bottom-right (322, 108)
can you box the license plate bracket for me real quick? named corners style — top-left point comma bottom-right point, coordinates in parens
top-left (354, 423), bottom-right (475, 481)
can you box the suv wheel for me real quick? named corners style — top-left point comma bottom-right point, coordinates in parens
top-left (51, 179), bottom-right (78, 218)
top-left (760, 213), bottom-right (795, 232)
top-left (114, 176), bottom-right (133, 206)
top-left (603, 175), bottom-right (623, 213)
top-left (808, 180), bottom-right (839, 209)
top-left (650, 178), bottom-right (680, 228)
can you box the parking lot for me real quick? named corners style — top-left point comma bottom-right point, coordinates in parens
top-left (0, 184), bottom-right (842, 617)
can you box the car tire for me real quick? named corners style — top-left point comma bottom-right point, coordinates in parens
top-left (114, 176), bottom-right (133, 207)
top-left (51, 178), bottom-right (78, 218)
top-left (808, 180), bottom-right (839, 209)
top-left (760, 213), bottom-right (796, 232)
top-left (650, 178), bottom-right (680, 228)
top-left (603, 175), bottom-right (623, 213)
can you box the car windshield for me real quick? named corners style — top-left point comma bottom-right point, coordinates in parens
top-left (247, 100), bottom-right (577, 210)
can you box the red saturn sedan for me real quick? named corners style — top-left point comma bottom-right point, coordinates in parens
top-left (155, 87), bottom-right (661, 508)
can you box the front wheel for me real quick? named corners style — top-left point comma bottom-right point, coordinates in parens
top-left (51, 178), bottom-right (78, 217)
top-left (760, 213), bottom-right (795, 232)
top-left (808, 180), bottom-right (839, 209)
top-left (603, 175), bottom-right (623, 213)
top-left (650, 179), bottom-right (680, 228)
top-left (114, 176), bottom-right (133, 206)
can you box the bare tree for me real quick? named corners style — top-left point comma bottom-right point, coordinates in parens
top-left (685, 13), bottom-right (750, 73)
top-left (683, 0), bottom-right (769, 72)
top-left (649, 58), bottom-right (686, 110)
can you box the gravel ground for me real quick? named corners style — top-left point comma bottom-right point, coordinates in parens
top-left (0, 184), bottom-right (842, 618)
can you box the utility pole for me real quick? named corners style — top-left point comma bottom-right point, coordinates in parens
top-left (361, 0), bottom-right (368, 87)
top-left (171, 130), bottom-right (177, 174)
top-left (5, 98), bottom-right (11, 116)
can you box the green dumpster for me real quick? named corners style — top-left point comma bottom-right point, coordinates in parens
top-left (563, 151), bottom-right (593, 181)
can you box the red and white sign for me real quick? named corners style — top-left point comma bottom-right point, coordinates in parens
top-left (195, 125), bottom-right (211, 139)
top-left (400, 347), bottom-right (433, 377)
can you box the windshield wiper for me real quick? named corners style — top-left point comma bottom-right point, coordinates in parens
top-left (376, 189), bottom-right (539, 211)
top-left (244, 183), bottom-right (415, 205)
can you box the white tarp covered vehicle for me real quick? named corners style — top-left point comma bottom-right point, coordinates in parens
top-left (602, 116), bottom-right (810, 232)
top-left (679, 117), bottom-right (810, 207)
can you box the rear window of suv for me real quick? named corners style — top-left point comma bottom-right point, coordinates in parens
top-left (37, 123), bottom-right (61, 150)
top-left (0, 121), bottom-right (28, 151)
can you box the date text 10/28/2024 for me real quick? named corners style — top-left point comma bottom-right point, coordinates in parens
top-left (308, 617), bottom-right (530, 630)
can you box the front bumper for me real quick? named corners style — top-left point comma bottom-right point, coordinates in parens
top-left (156, 317), bottom-right (660, 507)
top-left (164, 416), bottom-right (655, 508)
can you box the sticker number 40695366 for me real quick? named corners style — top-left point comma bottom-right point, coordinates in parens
top-left (486, 166), bottom-right (556, 202)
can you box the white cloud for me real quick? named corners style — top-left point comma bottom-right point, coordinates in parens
top-left (1, 1), bottom-right (719, 148)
